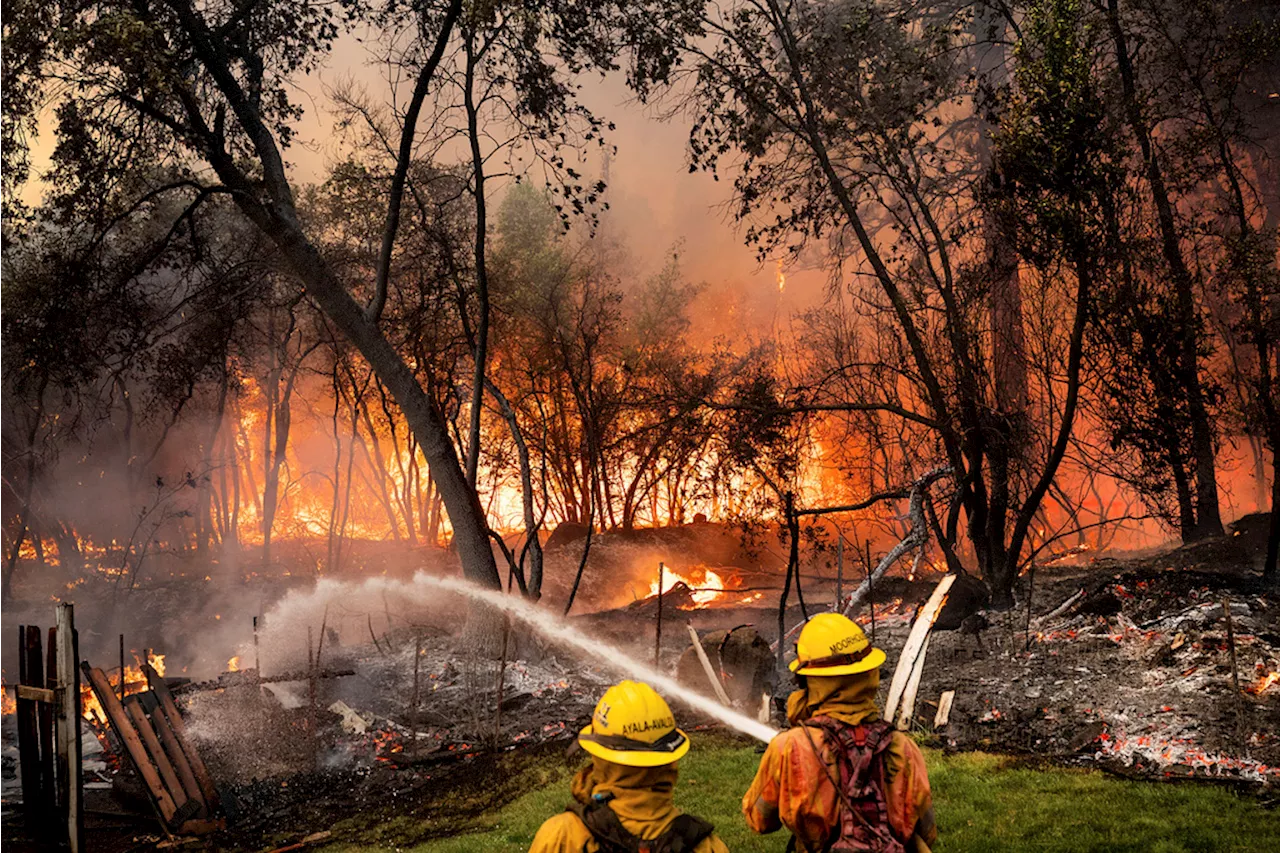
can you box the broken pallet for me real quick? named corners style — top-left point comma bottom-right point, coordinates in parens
top-left (82, 662), bottom-right (224, 835)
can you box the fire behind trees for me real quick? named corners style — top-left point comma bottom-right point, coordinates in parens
top-left (2, 0), bottom-right (1277, 607)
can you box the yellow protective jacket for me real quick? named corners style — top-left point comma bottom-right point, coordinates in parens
top-left (530, 758), bottom-right (730, 853)
top-left (742, 672), bottom-right (937, 853)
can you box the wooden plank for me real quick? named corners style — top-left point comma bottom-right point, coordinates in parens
top-left (17, 626), bottom-right (43, 815)
top-left (81, 664), bottom-right (177, 823)
top-left (885, 574), bottom-right (956, 722)
top-left (56, 604), bottom-right (84, 853)
top-left (685, 623), bottom-right (733, 706)
top-left (144, 664), bottom-right (219, 808)
top-left (149, 703), bottom-right (206, 815)
top-left (17, 684), bottom-right (55, 703)
top-left (43, 626), bottom-right (58, 812)
top-left (933, 690), bottom-right (955, 729)
top-left (894, 635), bottom-right (930, 730)
top-left (125, 698), bottom-right (191, 816)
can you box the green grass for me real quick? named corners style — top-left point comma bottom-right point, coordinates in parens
top-left (322, 737), bottom-right (1279, 853)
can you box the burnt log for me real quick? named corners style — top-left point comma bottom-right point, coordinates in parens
top-left (932, 573), bottom-right (991, 631)
top-left (675, 626), bottom-right (774, 710)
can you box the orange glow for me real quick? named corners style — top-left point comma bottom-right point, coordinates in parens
top-left (852, 598), bottom-right (907, 625)
top-left (81, 651), bottom-right (165, 723)
top-left (1248, 671), bottom-right (1279, 696)
top-left (648, 565), bottom-right (737, 605)
top-left (2, 688), bottom-right (16, 715)
top-left (227, 655), bottom-right (241, 673)
top-left (372, 729), bottom-right (403, 761)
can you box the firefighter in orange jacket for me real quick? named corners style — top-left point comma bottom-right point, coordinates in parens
top-left (531, 680), bottom-right (730, 853)
top-left (743, 613), bottom-right (937, 852)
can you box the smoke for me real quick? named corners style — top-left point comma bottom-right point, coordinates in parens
top-left (254, 568), bottom-right (780, 744)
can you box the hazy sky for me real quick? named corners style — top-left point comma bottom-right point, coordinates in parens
top-left (16, 26), bottom-right (833, 340)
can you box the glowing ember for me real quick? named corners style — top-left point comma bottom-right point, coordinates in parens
top-left (1247, 671), bottom-right (1279, 696)
top-left (371, 729), bottom-right (404, 761)
top-left (852, 598), bottom-right (907, 625)
top-left (227, 655), bottom-right (242, 673)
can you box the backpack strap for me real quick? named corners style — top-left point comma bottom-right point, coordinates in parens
top-left (566, 798), bottom-right (715, 853)
top-left (658, 813), bottom-right (715, 852)
top-left (566, 799), bottom-right (641, 853)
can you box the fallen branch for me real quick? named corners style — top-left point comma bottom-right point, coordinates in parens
top-left (839, 466), bottom-right (951, 619)
top-left (773, 466), bottom-right (952, 651)
top-left (1041, 589), bottom-right (1085, 622)
top-left (885, 574), bottom-right (956, 725)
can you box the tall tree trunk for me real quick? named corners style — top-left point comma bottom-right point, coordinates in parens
top-left (1106, 0), bottom-right (1222, 540)
top-left (463, 36), bottom-right (491, 489)
top-left (263, 227), bottom-right (501, 588)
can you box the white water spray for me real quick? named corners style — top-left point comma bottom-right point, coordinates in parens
top-left (413, 573), bottom-right (780, 744)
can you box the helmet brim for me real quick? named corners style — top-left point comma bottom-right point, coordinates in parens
top-left (577, 724), bottom-right (690, 767)
top-left (790, 646), bottom-right (886, 676)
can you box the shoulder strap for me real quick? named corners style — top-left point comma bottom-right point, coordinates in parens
top-left (565, 801), bottom-right (641, 853)
top-left (655, 813), bottom-right (715, 853)
top-left (566, 801), bottom-right (714, 853)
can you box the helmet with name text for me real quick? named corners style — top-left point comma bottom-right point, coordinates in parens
top-left (790, 612), bottom-right (886, 676)
top-left (577, 680), bottom-right (690, 767)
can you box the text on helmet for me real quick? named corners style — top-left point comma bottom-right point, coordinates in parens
top-left (620, 716), bottom-right (675, 735)
top-left (828, 635), bottom-right (863, 655)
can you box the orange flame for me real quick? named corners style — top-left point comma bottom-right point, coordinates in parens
top-left (648, 565), bottom-right (736, 605)
top-left (1247, 671), bottom-right (1279, 696)
top-left (81, 651), bottom-right (166, 723)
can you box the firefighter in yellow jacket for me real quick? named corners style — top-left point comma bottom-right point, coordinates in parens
top-left (743, 613), bottom-right (937, 852)
top-left (530, 680), bottom-right (730, 853)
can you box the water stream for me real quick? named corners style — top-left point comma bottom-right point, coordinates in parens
top-left (410, 573), bottom-right (780, 744)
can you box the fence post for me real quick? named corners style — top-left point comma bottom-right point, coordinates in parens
top-left (56, 603), bottom-right (84, 853)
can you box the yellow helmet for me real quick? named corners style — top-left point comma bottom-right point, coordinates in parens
top-left (790, 612), bottom-right (886, 676)
top-left (577, 681), bottom-right (690, 767)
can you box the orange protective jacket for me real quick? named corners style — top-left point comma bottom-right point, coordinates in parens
top-left (530, 758), bottom-right (730, 853)
top-left (742, 672), bottom-right (937, 853)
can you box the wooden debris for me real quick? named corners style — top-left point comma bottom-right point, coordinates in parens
top-left (264, 830), bottom-right (334, 853)
top-left (144, 664), bottom-right (220, 810)
top-left (686, 624), bottom-right (733, 707)
top-left (55, 604), bottom-right (84, 853)
top-left (83, 664), bottom-right (178, 824)
top-left (885, 574), bottom-right (956, 725)
top-left (934, 690), bottom-right (955, 729)
top-left (894, 636), bottom-right (930, 730)
top-left (82, 662), bottom-right (224, 835)
top-left (1043, 589), bottom-right (1085, 622)
top-left (17, 684), bottom-right (55, 703)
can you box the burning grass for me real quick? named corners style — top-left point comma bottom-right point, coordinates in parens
top-left (317, 736), bottom-right (1280, 853)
